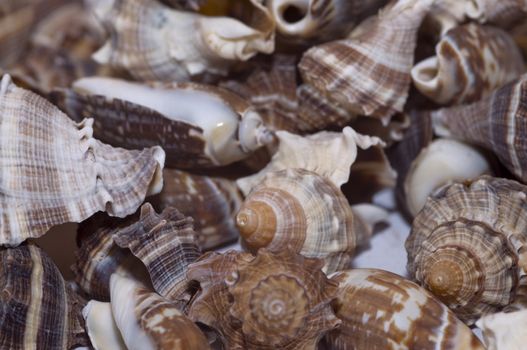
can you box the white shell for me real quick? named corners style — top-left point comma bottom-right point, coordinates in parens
top-left (476, 309), bottom-right (527, 350)
top-left (83, 301), bottom-right (127, 350)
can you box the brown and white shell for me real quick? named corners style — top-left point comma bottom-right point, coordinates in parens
top-left (406, 176), bottom-right (527, 324)
top-left (412, 23), bottom-right (525, 105)
top-left (431, 74), bottom-right (527, 183)
top-left (88, 0), bottom-right (275, 81)
top-left (476, 308), bottom-right (527, 350)
top-left (299, 0), bottom-right (434, 122)
top-left (0, 243), bottom-right (90, 349)
top-left (325, 269), bottom-right (485, 350)
top-left (0, 75), bottom-right (164, 246)
top-left (187, 249), bottom-right (340, 349)
top-left (52, 76), bottom-right (273, 169)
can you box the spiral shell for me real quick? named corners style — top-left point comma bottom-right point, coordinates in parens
top-left (325, 269), bottom-right (485, 350)
top-left (432, 74), bottom-right (527, 183)
top-left (412, 23), bottom-right (525, 105)
top-left (476, 308), bottom-right (527, 350)
top-left (406, 176), bottom-right (527, 324)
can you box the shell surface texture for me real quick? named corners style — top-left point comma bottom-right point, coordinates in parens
top-left (406, 176), bottom-right (527, 324)
top-left (0, 74), bottom-right (165, 246)
top-left (476, 308), bottom-right (527, 350)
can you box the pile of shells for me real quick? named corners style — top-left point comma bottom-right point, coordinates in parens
top-left (1, 0), bottom-right (527, 349)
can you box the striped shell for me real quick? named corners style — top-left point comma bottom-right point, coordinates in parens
top-left (299, 0), bottom-right (434, 122)
top-left (406, 176), bottom-right (527, 324)
top-left (412, 23), bottom-right (525, 105)
top-left (432, 74), bottom-right (527, 182)
top-left (0, 244), bottom-right (90, 349)
top-left (88, 0), bottom-right (275, 81)
top-left (476, 309), bottom-right (527, 350)
top-left (53, 77), bottom-right (273, 169)
top-left (187, 249), bottom-right (340, 349)
top-left (0, 75), bottom-right (164, 246)
top-left (325, 269), bottom-right (485, 350)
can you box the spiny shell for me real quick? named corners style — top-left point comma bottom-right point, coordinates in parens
top-left (151, 168), bottom-right (243, 250)
top-left (466, 0), bottom-right (527, 28)
top-left (0, 75), bottom-right (164, 246)
top-left (299, 0), bottom-right (434, 122)
top-left (412, 23), bottom-right (525, 105)
top-left (476, 309), bottom-right (527, 350)
top-left (53, 76), bottom-right (273, 169)
top-left (0, 243), bottom-right (90, 349)
top-left (431, 74), bottom-right (527, 182)
top-left (406, 176), bottom-right (527, 324)
top-left (83, 300), bottom-right (127, 350)
top-left (88, 0), bottom-right (275, 81)
top-left (110, 274), bottom-right (210, 350)
top-left (325, 269), bottom-right (485, 350)
top-left (187, 249), bottom-right (340, 349)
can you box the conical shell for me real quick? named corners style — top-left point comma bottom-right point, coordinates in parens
top-left (325, 269), bottom-right (485, 350)
top-left (412, 23), bottom-right (525, 105)
top-left (0, 75), bottom-right (164, 246)
top-left (476, 309), bottom-right (527, 350)
top-left (299, 0), bottom-right (434, 122)
top-left (406, 176), bottom-right (527, 324)
top-left (52, 76), bottom-right (273, 169)
top-left (0, 243), bottom-right (90, 349)
top-left (187, 249), bottom-right (340, 349)
top-left (88, 0), bottom-right (275, 81)
top-left (431, 74), bottom-right (527, 182)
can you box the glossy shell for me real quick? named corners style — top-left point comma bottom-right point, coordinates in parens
top-left (476, 309), bottom-right (527, 350)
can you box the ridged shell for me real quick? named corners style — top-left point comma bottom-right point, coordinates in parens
top-left (151, 168), bottom-right (243, 250)
top-left (406, 176), bottom-right (527, 324)
top-left (412, 23), bottom-right (525, 105)
top-left (88, 0), bottom-right (275, 81)
top-left (325, 269), bottom-right (485, 350)
top-left (110, 274), bottom-right (210, 350)
top-left (466, 0), bottom-right (527, 28)
top-left (0, 244), bottom-right (90, 349)
top-left (187, 249), bottom-right (340, 349)
top-left (52, 76), bottom-right (273, 169)
top-left (476, 309), bottom-right (527, 350)
top-left (431, 74), bottom-right (527, 182)
top-left (299, 0), bottom-right (434, 122)
top-left (0, 75), bottom-right (164, 246)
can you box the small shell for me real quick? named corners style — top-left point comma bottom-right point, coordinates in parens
top-left (151, 168), bottom-right (243, 250)
top-left (52, 76), bottom-right (273, 169)
top-left (466, 0), bottom-right (527, 28)
top-left (412, 23), bottom-right (525, 105)
top-left (476, 309), bottom-right (527, 350)
top-left (0, 75), bottom-right (164, 246)
top-left (88, 0), bottom-right (275, 81)
top-left (83, 300), bottom-right (127, 350)
top-left (325, 269), bottom-right (485, 350)
top-left (406, 176), bottom-right (527, 324)
top-left (187, 249), bottom-right (340, 349)
top-left (299, 0), bottom-right (434, 122)
top-left (431, 74), bottom-right (527, 182)
top-left (0, 243), bottom-right (90, 349)
top-left (110, 274), bottom-right (210, 350)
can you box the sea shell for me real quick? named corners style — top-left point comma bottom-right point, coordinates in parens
top-left (151, 168), bottom-right (243, 250)
top-left (325, 269), bottom-right (485, 350)
top-left (158, 0), bottom-right (206, 11)
top-left (466, 0), bottom-right (527, 28)
top-left (476, 309), bottom-right (527, 350)
top-left (412, 23), bottom-right (525, 105)
top-left (83, 300), bottom-right (127, 350)
top-left (406, 176), bottom-right (527, 324)
top-left (299, 0), bottom-right (434, 122)
top-left (425, 0), bottom-right (472, 35)
top-left (88, 0), bottom-right (275, 81)
top-left (431, 74), bottom-right (527, 183)
top-left (52, 76), bottom-right (273, 169)
top-left (0, 2), bottom-right (35, 67)
top-left (0, 75), bottom-right (164, 246)
top-left (187, 249), bottom-right (340, 349)
top-left (0, 243), bottom-right (90, 349)
top-left (267, 0), bottom-right (387, 42)
top-left (109, 274), bottom-right (211, 350)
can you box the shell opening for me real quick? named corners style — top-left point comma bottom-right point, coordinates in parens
top-left (411, 56), bottom-right (440, 96)
top-left (270, 0), bottom-right (314, 37)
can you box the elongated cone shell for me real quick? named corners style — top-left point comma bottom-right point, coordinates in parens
top-left (187, 250), bottom-right (340, 350)
top-left (110, 274), bottom-right (210, 350)
top-left (412, 23), bottom-right (525, 105)
top-left (299, 0), bottom-right (434, 121)
top-left (0, 75), bottom-right (164, 246)
top-left (406, 176), bottom-right (527, 324)
top-left (0, 244), bottom-right (90, 349)
top-left (151, 168), bottom-right (243, 250)
top-left (88, 0), bottom-right (275, 81)
top-left (52, 77), bottom-right (273, 169)
top-left (432, 74), bottom-right (527, 183)
top-left (476, 308), bottom-right (527, 350)
top-left (325, 269), bottom-right (485, 350)
top-left (466, 0), bottom-right (527, 28)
